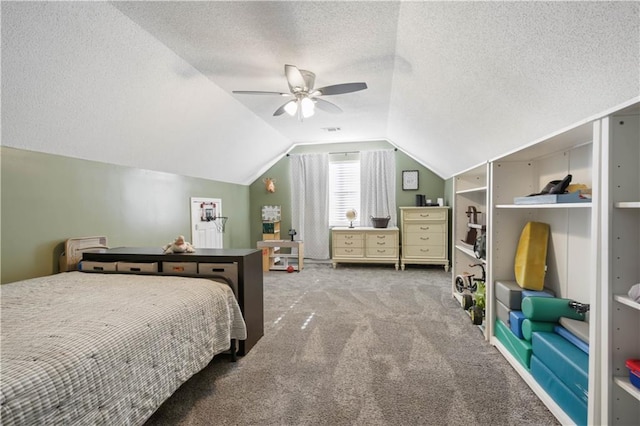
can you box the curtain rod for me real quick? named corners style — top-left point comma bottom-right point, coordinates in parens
top-left (286, 148), bottom-right (397, 157)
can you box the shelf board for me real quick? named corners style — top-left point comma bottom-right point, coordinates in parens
top-left (455, 244), bottom-right (486, 263)
top-left (614, 376), bottom-right (640, 401)
top-left (615, 201), bottom-right (640, 209)
top-left (614, 294), bottom-right (640, 311)
top-left (495, 203), bottom-right (592, 209)
top-left (456, 186), bottom-right (487, 195)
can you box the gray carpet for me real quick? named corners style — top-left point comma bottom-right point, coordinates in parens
top-left (145, 264), bottom-right (560, 426)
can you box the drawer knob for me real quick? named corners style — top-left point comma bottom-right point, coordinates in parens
top-left (377, 242), bottom-right (386, 246)
top-left (420, 237), bottom-right (429, 240)
top-left (420, 226), bottom-right (430, 230)
top-left (345, 242), bottom-right (353, 245)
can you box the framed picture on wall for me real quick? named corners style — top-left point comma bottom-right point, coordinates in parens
top-left (402, 170), bottom-right (419, 190)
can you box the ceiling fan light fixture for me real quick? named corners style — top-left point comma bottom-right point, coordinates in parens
top-left (233, 64), bottom-right (368, 120)
top-left (301, 97), bottom-right (315, 118)
top-left (284, 100), bottom-right (298, 116)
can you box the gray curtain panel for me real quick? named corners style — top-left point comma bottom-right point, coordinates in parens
top-left (290, 153), bottom-right (330, 259)
top-left (360, 149), bottom-right (397, 227)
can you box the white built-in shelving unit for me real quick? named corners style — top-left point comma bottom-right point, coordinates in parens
top-left (452, 163), bottom-right (490, 338)
top-left (600, 104), bottom-right (640, 425)
top-left (489, 119), bottom-right (597, 425)
top-left (451, 99), bottom-right (640, 425)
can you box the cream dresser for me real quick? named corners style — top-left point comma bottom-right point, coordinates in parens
top-left (400, 207), bottom-right (449, 271)
top-left (331, 227), bottom-right (399, 270)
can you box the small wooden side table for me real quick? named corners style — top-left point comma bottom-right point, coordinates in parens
top-left (257, 240), bottom-right (304, 271)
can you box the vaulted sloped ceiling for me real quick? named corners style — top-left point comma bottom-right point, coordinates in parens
top-left (112, 1), bottom-right (639, 179)
top-left (3, 2), bottom-right (638, 184)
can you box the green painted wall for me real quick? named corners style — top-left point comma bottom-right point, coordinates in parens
top-left (0, 147), bottom-right (250, 284)
top-left (249, 141), bottom-right (445, 247)
top-left (1, 142), bottom-right (445, 283)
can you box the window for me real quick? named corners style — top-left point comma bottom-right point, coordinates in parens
top-left (329, 154), bottom-right (360, 227)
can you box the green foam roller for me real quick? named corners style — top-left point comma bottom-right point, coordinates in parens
top-left (521, 297), bottom-right (586, 322)
top-left (521, 319), bottom-right (556, 341)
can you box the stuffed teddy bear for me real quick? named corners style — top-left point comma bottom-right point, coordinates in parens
top-left (163, 235), bottom-right (196, 254)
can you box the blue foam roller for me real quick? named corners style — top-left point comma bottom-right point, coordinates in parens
top-left (509, 310), bottom-right (526, 339)
top-left (531, 355), bottom-right (587, 426)
top-left (522, 289), bottom-right (555, 299)
top-left (554, 326), bottom-right (589, 355)
top-left (532, 332), bottom-right (589, 405)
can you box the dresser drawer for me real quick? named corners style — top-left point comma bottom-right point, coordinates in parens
top-left (116, 262), bottom-right (158, 273)
top-left (366, 232), bottom-right (397, 247)
top-left (403, 209), bottom-right (446, 221)
top-left (405, 222), bottom-right (446, 234)
top-left (333, 232), bottom-right (365, 247)
top-left (163, 262), bottom-right (198, 274)
top-left (80, 261), bottom-right (118, 272)
top-left (198, 262), bottom-right (238, 279)
top-left (404, 232), bottom-right (445, 246)
top-left (366, 247), bottom-right (398, 258)
top-left (403, 245), bottom-right (446, 259)
top-left (333, 247), bottom-right (365, 257)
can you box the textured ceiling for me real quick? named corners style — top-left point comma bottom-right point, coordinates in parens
top-left (111, 1), bottom-right (639, 179)
top-left (3, 2), bottom-right (638, 183)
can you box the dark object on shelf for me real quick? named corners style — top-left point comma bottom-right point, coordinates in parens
top-left (569, 300), bottom-right (590, 314)
top-left (288, 229), bottom-right (297, 241)
top-left (463, 206), bottom-right (483, 245)
top-left (415, 194), bottom-right (425, 206)
top-left (528, 174), bottom-right (572, 196)
top-left (474, 232), bottom-right (486, 260)
top-left (514, 191), bottom-right (590, 205)
top-left (262, 222), bottom-right (276, 233)
top-left (370, 216), bottom-right (390, 228)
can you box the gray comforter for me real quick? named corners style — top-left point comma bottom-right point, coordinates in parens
top-left (0, 271), bottom-right (246, 425)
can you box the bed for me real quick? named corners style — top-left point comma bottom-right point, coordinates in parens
top-left (0, 271), bottom-right (246, 425)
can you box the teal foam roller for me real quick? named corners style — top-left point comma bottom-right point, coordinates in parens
top-left (522, 319), bottom-right (556, 341)
top-left (521, 297), bottom-right (586, 322)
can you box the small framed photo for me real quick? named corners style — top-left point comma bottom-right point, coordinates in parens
top-left (402, 170), bottom-right (419, 190)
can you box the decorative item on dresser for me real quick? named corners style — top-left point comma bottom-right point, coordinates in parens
top-left (400, 206), bottom-right (450, 271)
top-left (331, 227), bottom-right (399, 270)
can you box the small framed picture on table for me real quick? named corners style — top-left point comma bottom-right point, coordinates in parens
top-left (402, 170), bottom-right (419, 190)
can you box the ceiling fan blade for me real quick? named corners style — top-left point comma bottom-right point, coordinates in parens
top-left (314, 98), bottom-right (342, 114)
top-left (232, 90), bottom-right (290, 96)
top-left (285, 64), bottom-right (307, 92)
top-left (315, 82), bottom-right (368, 96)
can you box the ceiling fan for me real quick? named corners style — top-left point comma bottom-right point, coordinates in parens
top-left (232, 64), bottom-right (367, 121)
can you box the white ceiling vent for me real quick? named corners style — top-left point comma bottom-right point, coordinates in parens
top-left (322, 127), bottom-right (341, 132)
